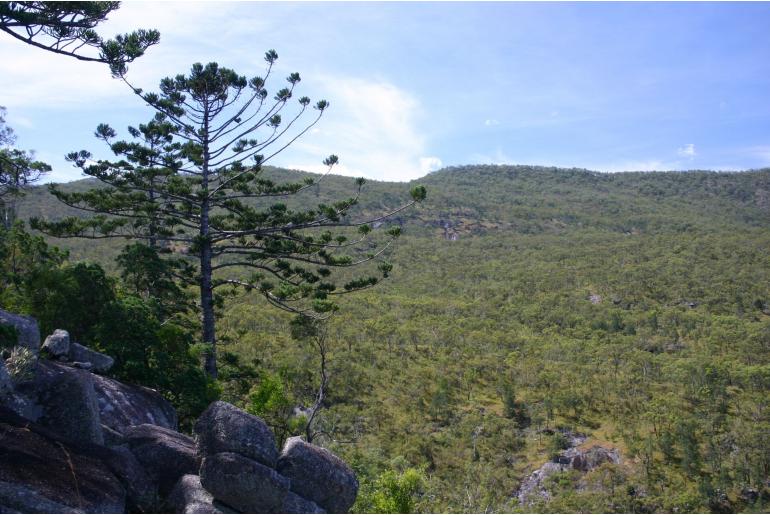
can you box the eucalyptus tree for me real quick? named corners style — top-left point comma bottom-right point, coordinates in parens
top-left (34, 53), bottom-right (427, 377)
top-left (0, 1), bottom-right (159, 75)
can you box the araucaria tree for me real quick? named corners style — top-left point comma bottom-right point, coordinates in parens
top-left (34, 53), bottom-right (427, 377)
top-left (0, 1), bottom-right (159, 75)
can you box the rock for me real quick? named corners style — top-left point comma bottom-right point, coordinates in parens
top-left (69, 342), bottom-right (114, 373)
top-left (516, 440), bottom-right (621, 507)
top-left (167, 475), bottom-right (237, 514)
top-left (124, 424), bottom-right (199, 495)
top-left (72, 361), bottom-right (93, 370)
top-left (282, 491), bottom-right (326, 514)
top-left (0, 309), bottom-right (40, 355)
top-left (194, 401), bottom-right (278, 466)
top-left (91, 372), bottom-right (177, 432)
top-left (0, 360), bottom-right (11, 397)
top-left (0, 409), bottom-right (125, 513)
top-left (1, 390), bottom-right (43, 421)
top-left (101, 424), bottom-right (126, 447)
top-left (276, 437), bottom-right (358, 513)
top-left (200, 452), bottom-right (290, 514)
top-left (0, 481), bottom-right (80, 514)
top-left (15, 360), bottom-right (104, 446)
top-left (101, 444), bottom-right (158, 513)
top-left (568, 445), bottom-right (621, 472)
top-left (516, 461), bottom-right (563, 505)
top-left (42, 329), bottom-right (70, 358)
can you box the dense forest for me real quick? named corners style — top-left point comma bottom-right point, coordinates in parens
top-left (5, 164), bottom-right (770, 513)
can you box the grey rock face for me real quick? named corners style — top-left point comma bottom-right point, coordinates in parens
top-left (0, 309), bottom-right (40, 355)
top-left (69, 342), bottom-right (114, 373)
top-left (18, 360), bottom-right (105, 446)
top-left (91, 371), bottom-right (177, 432)
top-left (42, 329), bottom-right (70, 358)
top-left (102, 444), bottom-right (158, 513)
top-left (200, 452), bottom-right (290, 513)
top-left (282, 490), bottom-right (326, 514)
top-left (568, 445), bottom-right (621, 472)
top-left (167, 475), bottom-right (237, 514)
top-left (0, 481), bottom-right (81, 514)
top-left (124, 424), bottom-right (199, 495)
top-left (0, 360), bottom-right (11, 397)
top-left (194, 401), bottom-right (278, 467)
top-left (516, 437), bottom-right (621, 507)
top-left (0, 415), bottom-right (125, 513)
top-left (277, 437), bottom-right (358, 514)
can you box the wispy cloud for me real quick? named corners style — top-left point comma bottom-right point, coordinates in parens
top-left (484, 119), bottom-right (500, 126)
top-left (677, 143), bottom-right (697, 158)
top-left (283, 75), bottom-right (436, 181)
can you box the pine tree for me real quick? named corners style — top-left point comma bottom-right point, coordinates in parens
top-left (0, 1), bottom-right (159, 75)
top-left (33, 54), bottom-right (427, 377)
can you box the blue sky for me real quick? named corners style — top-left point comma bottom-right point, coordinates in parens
top-left (2, 1), bottom-right (769, 183)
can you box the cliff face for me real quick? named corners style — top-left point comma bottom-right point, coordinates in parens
top-left (0, 310), bottom-right (358, 514)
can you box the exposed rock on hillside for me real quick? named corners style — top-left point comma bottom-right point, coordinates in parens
top-left (516, 431), bottom-right (622, 507)
top-left (0, 313), bottom-right (359, 513)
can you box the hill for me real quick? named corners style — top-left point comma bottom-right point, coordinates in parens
top-left (11, 164), bottom-right (770, 512)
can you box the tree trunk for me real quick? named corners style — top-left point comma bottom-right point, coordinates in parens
top-left (200, 109), bottom-right (217, 378)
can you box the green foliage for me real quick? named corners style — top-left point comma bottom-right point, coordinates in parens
top-left (245, 371), bottom-right (301, 442)
top-left (0, 2), bottom-right (159, 75)
top-left (0, 323), bottom-right (17, 350)
top-left (12, 164), bottom-right (770, 512)
top-left (33, 56), bottom-right (425, 378)
top-left (356, 468), bottom-right (425, 513)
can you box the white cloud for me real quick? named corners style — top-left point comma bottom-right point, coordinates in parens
top-left (484, 119), bottom-right (500, 126)
top-left (282, 75), bottom-right (435, 181)
top-left (419, 156), bottom-right (443, 174)
top-left (677, 143), bottom-right (697, 158)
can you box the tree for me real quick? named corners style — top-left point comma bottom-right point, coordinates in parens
top-left (0, 107), bottom-right (50, 228)
top-left (0, 1), bottom-right (159, 75)
top-left (34, 53), bottom-right (427, 377)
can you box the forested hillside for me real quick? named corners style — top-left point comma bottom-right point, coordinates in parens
top-left (12, 165), bottom-right (770, 512)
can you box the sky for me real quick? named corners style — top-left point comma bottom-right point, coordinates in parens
top-left (1, 1), bottom-right (770, 183)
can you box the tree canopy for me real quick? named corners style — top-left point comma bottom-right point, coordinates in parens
top-left (0, 1), bottom-right (159, 75)
top-left (33, 53), bottom-right (427, 377)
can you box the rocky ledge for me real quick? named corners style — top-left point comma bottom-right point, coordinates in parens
top-left (0, 310), bottom-right (358, 513)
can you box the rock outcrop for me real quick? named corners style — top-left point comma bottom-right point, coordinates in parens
top-left (124, 424), bottom-right (199, 496)
top-left (200, 452), bottom-right (290, 513)
top-left (194, 401), bottom-right (278, 467)
top-left (515, 431), bottom-right (622, 507)
top-left (0, 407), bottom-right (125, 513)
top-left (69, 342), bottom-right (114, 373)
top-left (277, 436), bottom-right (358, 514)
top-left (15, 360), bottom-right (105, 446)
top-left (0, 312), bottom-right (359, 514)
top-left (91, 372), bottom-right (178, 433)
top-left (42, 328), bottom-right (70, 357)
top-left (167, 475), bottom-right (236, 514)
top-left (0, 308), bottom-right (40, 355)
